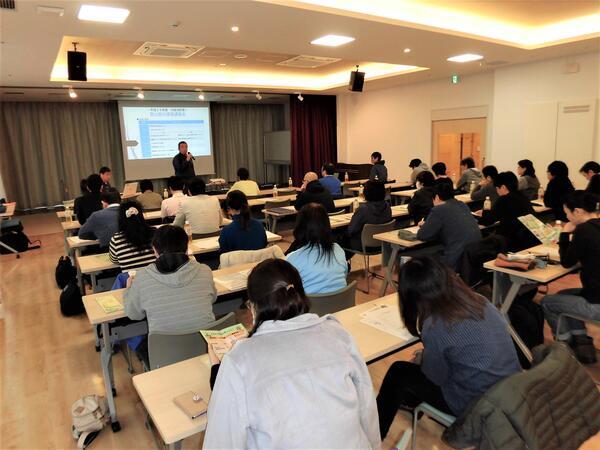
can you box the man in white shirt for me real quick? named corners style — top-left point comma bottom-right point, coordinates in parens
top-left (174, 177), bottom-right (222, 238)
top-left (161, 176), bottom-right (186, 219)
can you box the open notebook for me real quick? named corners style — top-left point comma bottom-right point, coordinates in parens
top-left (213, 269), bottom-right (252, 291)
top-left (360, 304), bottom-right (413, 340)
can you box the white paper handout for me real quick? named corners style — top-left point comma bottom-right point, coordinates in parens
top-left (360, 304), bottom-right (413, 340)
top-left (214, 269), bottom-right (252, 291)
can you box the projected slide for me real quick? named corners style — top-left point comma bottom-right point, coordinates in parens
top-left (121, 106), bottom-right (211, 160)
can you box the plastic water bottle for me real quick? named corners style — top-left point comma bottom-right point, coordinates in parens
top-left (353, 197), bottom-right (360, 212)
top-left (538, 186), bottom-right (545, 200)
top-left (358, 184), bottom-right (364, 198)
top-left (273, 184), bottom-right (278, 197)
top-left (163, 188), bottom-right (169, 199)
top-left (451, 172), bottom-right (457, 183)
top-left (65, 206), bottom-right (72, 223)
top-left (344, 172), bottom-right (349, 182)
top-left (483, 196), bottom-right (491, 211)
top-left (470, 180), bottom-right (477, 193)
top-left (554, 220), bottom-right (562, 231)
top-left (288, 177), bottom-right (293, 188)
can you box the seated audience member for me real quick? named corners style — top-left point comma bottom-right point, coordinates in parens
top-left (99, 166), bottom-right (112, 192)
top-left (228, 167), bottom-right (260, 197)
top-left (219, 190), bottom-right (267, 254)
top-left (516, 159), bottom-right (541, 200)
top-left (370, 151), bottom-right (388, 182)
top-left (456, 157), bottom-right (483, 193)
top-left (377, 257), bottom-right (520, 439)
top-left (74, 174), bottom-right (103, 225)
top-left (345, 180), bottom-right (392, 253)
top-left (320, 163), bottom-right (342, 197)
top-left (109, 200), bottom-right (156, 270)
top-left (78, 189), bottom-right (121, 248)
top-left (286, 204), bottom-right (347, 294)
top-left (471, 165), bottom-right (500, 205)
top-left (160, 176), bottom-right (186, 220)
top-left (174, 177), bottom-right (222, 238)
top-left (124, 225), bottom-right (216, 335)
top-left (408, 158), bottom-right (430, 185)
top-left (417, 183), bottom-right (481, 270)
top-left (408, 170), bottom-right (436, 223)
top-left (295, 172), bottom-right (335, 212)
top-left (541, 191), bottom-right (600, 364)
top-left (544, 160), bottom-right (575, 222)
top-left (203, 258), bottom-right (379, 449)
top-left (580, 161), bottom-right (600, 197)
top-left (431, 162), bottom-right (454, 189)
top-left (479, 171), bottom-right (537, 252)
top-left (136, 179), bottom-right (163, 211)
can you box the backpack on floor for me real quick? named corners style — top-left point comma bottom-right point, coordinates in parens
top-left (56, 256), bottom-right (77, 289)
top-left (60, 282), bottom-right (85, 316)
top-left (508, 287), bottom-right (544, 368)
top-left (71, 395), bottom-right (108, 449)
top-left (0, 220), bottom-right (40, 254)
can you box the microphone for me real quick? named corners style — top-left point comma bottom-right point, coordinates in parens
top-left (187, 152), bottom-right (195, 161)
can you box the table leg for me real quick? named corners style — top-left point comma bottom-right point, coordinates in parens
top-left (379, 244), bottom-right (400, 297)
top-left (171, 441), bottom-right (182, 450)
top-left (63, 230), bottom-right (69, 255)
top-left (91, 273), bottom-right (98, 293)
top-left (74, 248), bottom-right (84, 294)
top-left (272, 217), bottom-right (278, 234)
top-left (100, 322), bottom-right (121, 431)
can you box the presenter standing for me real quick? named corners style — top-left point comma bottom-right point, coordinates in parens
top-left (172, 141), bottom-right (196, 179)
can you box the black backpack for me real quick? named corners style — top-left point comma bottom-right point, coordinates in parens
top-left (508, 287), bottom-right (545, 369)
top-left (55, 256), bottom-right (77, 289)
top-left (0, 219), bottom-right (40, 254)
top-left (60, 282), bottom-right (85, 316)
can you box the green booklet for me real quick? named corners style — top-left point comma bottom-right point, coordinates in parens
top-left (199, 324), bottom-right (248, 361)
top-left (96, 295), bottom-right (124, 314)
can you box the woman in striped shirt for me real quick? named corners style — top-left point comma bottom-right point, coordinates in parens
top-left (109, 201), bottom-right (156, 270)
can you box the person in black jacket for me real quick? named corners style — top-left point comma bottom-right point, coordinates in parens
top-left (74, 174), bottom-right (103, 225)
top-left (541, 191), bottom-right (600, 364)
top-left (408, 171), bottom-right (436, 223)
top-left (479, 171), bottom-right (537, 252)
top-left (579, 161), bottom-right (600, 198)
top-left (294, 172), bottom-right (335, 212)
top-left (470, 165), bottom-right (500, 207)
top-left (172, 141), bottom-right (196, 179)
top-left (342, 181), bottom-right (392, 256)
top-left (543, 160), bottom-right (574, 222)
top-left (431, 162), bottom-right (454, 190)
top-left (369, 152), bottom-right (388, 182)
top-left (99, 166), bottom-right (112, 192)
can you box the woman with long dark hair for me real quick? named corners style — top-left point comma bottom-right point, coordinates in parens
top-left (218, 190), bottom-right (267, 254)
top-left (516, 159), bottom-right (541, 200)
top-left (544, 160), bottom-right (575, 221)
top-left (108, 200), bottom-right (156, 270)
top-left (204, 259), bottom-right (380, 449)
top-left (286, 203), bottom-right (347, 294)
top-left (377, 256), bottom-right (520, 439)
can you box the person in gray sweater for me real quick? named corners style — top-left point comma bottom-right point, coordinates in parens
top-left (471, 165), bottom-right (500, 206)
top-left (124, 225), bottom-right (216, 333)
top-left (78, 189), bottom-right (121, 248)
top-left (370, 151), bottom-right (388, 182)
top-left (456, 157), bottom-right (483, 193)
top-left (417, 183), bottom-right (482, 270)
top-left (517, 159), bottom-right (541, 200)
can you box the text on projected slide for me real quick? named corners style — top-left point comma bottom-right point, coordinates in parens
top-left (122, 106), bottom-right (211, 160)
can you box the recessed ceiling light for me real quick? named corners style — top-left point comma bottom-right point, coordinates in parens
top-left (447, 53), bottom-right (483, 63)
top-left (219, 63), bottom-right (227, 66)
top-left (403, 48), bottom-right (411, 53)
top-left (78, 5), bottom-right (130, 24)
top-left (234, 54), bottom-right (248, 59)
top-left (68, 88), bottom-right (77, 98)
top-left (311, 34), bottom-right (355, 47)
top-left (198, 93), bottom-right (205, 100)
top-left (231, 26), bottom-right (239, 32)
top-left (137, 90), bottom-right (144, 99)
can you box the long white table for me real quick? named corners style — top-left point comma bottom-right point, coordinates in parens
top-left (131, 293), bottom-right (417, 449)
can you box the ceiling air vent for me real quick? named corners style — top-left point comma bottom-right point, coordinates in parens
top-left (198, 49), bottom-right (232, 58)
top-left (277, 55), bottom-right (341, 69)
top-left (563, 104), bottom-right (591, 114)
top-left (134, 42), bottom-right (204, 59)
top-left (1, 0), bottom-right (15, 10)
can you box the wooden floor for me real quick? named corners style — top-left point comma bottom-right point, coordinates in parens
top-left (1, 212), bottom-right (598, 449)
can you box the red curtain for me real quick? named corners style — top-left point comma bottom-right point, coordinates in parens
top-left (290, 94), bottom-right (337, 184)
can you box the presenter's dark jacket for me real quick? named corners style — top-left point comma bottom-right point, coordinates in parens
top-left (74, 192), bottom-right (102, 225)
top-left (172, 153), bottom-right (196, 178)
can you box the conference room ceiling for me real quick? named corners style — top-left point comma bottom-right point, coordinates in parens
top-left (0, 0), bottom-right (598, 99)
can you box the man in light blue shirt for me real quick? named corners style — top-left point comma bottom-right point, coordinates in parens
top-left (320, 163), bottom-right (342, 197)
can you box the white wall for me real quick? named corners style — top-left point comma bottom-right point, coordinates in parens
top-left (338, 51), bottom-right (600, 185)
top-left (337, 72), bottom-right (495, 182)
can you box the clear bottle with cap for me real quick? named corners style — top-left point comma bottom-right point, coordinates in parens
top-left (483, 196), bottom-right (492, 211)
top-left (538, 186), bottom-right (545, 200)
top-left (358, 184), bottom-right (364, 198)
top-left (353, 197), bottom-right (360, 212)
top-left (273, 184), bottom-right (278, 197)
top-left (163, 188), bottom-right (169, 199)
top-left (288, 177), bottom-right (293, 188)
top-left (65, 206), bottom-right (72, 223)
top-left (470, 180), bottom-right (477, 194)
top-left (184, 221), bottom-right (192, 242)
top-left (344, 172), bottom-right (349, 182)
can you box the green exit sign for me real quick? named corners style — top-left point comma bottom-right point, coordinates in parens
top-left (451, 74), bottom-right (461, 84)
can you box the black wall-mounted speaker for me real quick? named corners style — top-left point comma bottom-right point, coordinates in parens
top-left (348, 70), bottom-right (365, 92)
top-left (68, 51), bottom-right (87, 82)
